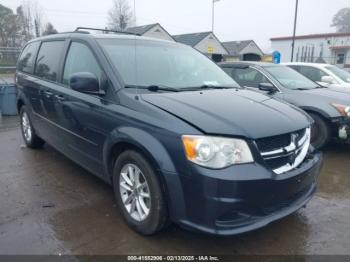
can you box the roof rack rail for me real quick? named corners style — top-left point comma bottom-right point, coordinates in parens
top-left (75, 27), bottom-right (140, 36)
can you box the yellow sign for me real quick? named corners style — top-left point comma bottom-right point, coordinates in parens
top-left (207, 46), bottom-right (214, 54)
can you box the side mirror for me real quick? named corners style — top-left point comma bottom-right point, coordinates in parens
top-left (69, 72), bottom-right (101, 94)
top-left (258, 82), bottom-right (277, 93)
top-left (321, 75), bottom-right (335, 84)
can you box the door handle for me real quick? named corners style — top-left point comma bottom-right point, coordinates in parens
top-left (55, 94), bottom-right (66, 102)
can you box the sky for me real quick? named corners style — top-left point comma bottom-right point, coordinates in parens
top-left (1, 0), bottom-right (349, 51)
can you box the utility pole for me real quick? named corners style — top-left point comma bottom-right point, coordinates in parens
top-left (291, 0), bottom-right (299, 62)
top-left (134, 0), bottom-right (137, 26)
top-left (34, 19), bottom-right (40, 37)
top-left (212, 0), bottom-right (220, 32)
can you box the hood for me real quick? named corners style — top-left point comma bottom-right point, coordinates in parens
top-left (142, 89), bottom-right (310, 139)
top-left (283, 88), bottom-right (350, 118)
top-left (329, 85), bottom-right (350, 93)
top-left (303, 88), bottom-right (350, 104)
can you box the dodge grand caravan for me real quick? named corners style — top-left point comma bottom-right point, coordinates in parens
top-left (16, 28), bottom-right (323, 236)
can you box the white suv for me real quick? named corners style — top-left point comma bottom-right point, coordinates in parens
top-left (284, 62), bottom-right (350, 89)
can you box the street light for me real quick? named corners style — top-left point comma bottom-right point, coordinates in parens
top-left (212, 0), bottom-right (220, 32)
top-left (291, 0), bottom-right (299, 62)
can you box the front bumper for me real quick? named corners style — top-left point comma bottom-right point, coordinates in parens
top-left (163, 151), bottom-right (323, 236)
top-left (332, 117), bottom-right (350, 142)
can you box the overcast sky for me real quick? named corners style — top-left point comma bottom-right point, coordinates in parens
top-left (1, 0), bottom-right (349, 50)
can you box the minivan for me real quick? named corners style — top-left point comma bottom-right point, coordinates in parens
top-left (16, 28), bottom-right (322, 235)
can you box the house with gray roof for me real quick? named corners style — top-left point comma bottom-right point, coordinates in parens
top-left (222, 40), bottom-right (264, 62)
top-left (126, 23), bottom-right (175, 42)
top-left (173, 32), bottom-right (229, 62)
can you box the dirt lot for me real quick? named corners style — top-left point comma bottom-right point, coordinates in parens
top-left (1, 116), bottom-right (350, 255)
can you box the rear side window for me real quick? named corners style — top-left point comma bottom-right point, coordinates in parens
top-left (17, 42), bottom-right (40, 74)
top-left (34, 41), bottom-right (65, 82)
top-left (63, 42), bottom-right (102, 86)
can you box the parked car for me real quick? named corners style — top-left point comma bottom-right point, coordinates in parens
top-left (284, 62), bottom-right (350, 89)
top-left (16, 29), bottom-right (322, 236)
top-left (219, 62), bottom-right (350, 149)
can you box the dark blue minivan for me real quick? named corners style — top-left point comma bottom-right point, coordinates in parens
top-left (16, 29), bottom-right (323, 235)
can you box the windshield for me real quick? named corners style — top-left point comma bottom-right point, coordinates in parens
top-left (325, 66), bottom-right (350, 83)
top-left (264, 65), bottom-right (319, 90)
top-left (98, 38), bottom-right (240, 89)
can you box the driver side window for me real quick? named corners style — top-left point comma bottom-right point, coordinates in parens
top-left (63, 42), bottom-right (103, 87)
top-left (233, 67), bottom-right (270, 88)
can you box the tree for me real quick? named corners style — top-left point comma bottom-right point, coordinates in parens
top-left (42, 22), bottom-right (58, 35)
top-left (0, 4), bottom-right (21, 46)
top-left (331, 7), bottom-right (350, 33)
top-left (107, 0), bottom-right (134, 31)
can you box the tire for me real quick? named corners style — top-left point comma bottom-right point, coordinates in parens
top-left (19, 106), bottom-right (45, 149)
top-left (113, 150), bottom-right (168, 235)
top-left (309, 112), bottom-right (331, 149)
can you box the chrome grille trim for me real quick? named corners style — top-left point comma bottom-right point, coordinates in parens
top-left (259, 128), bottom-right (311, 175)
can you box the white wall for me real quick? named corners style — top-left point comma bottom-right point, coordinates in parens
top-left (143, 25), bottom-right (175, 42)
top-left (240, 41), bottom-right (264, 56)
top-left (271, 35), bottom-right (350, 65)
top-left (194, 33), bottom-right (228, 55)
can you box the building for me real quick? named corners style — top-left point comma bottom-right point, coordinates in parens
top-left (126, 23), bottom-right (175, 42)
top-left (222, 40), bottom-right (264, 62)
top-left (271, 32), bottom-right (350, 68)
top-left (172, 32), bottom-right (228, 62)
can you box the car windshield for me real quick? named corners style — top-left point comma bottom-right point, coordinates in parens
top-left (325, 66), bottom-right (350, 83)
top-left (98, 38), bottom-right (240, 90)
top-left (264, 65), bottom-right (319, 90)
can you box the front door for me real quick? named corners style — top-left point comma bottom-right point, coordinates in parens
top-left (52, 41), bottom-right (115, 177)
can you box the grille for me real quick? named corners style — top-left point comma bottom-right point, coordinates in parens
top-left (256, 128), bottom-right (311, 175)
top-left (256, 133), bottom-right (291, 152)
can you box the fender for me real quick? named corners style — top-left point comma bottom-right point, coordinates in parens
top-left (102, 126), bottom-right (177, 182)
top-left (300, 106), bottom-right (333, 120)
top-left (102, 126), bottom-right (187, 222)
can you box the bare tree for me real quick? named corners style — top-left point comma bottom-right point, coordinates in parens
top-left (0, 4), bottom-right (21, 46)
top-left (332, 7), bottom-right (350, 33)
top-left (107, 0), bottom-right (134, 31)
top-left (42, 22), bottom-right (58, 36)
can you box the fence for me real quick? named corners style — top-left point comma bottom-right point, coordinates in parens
top-left (0, 47), bottom-right (21, 74)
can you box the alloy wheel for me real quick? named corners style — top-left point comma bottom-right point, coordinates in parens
top-left (119, 163), bottom-right (151, 222)
top-left (22, 112), bottom-right (32, 142)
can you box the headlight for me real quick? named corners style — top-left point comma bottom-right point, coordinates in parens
top-left (182, 135), bottom-right (254, 169)
top-left (332, 103), bottom-right (350, 117)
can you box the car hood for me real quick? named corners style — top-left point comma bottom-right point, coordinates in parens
top-left (142, 89), bottom-right (310, 139)
top-left (329, 85), bottom-right (350, 92)
top-left (303, 88), bottom-right (350, 104)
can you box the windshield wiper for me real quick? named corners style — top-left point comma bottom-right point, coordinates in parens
top-left (183, 85), bottom-right (238, 91)
top-left (295, 87), bottom-right (311, 90)
top-left (125, 85), bottom-right (180, 92)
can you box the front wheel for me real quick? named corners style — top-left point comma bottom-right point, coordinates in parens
top-left (113, 150), bottom-right (168, 235)
top-left (20, 106), bottom-right (45, 149)
top-left (309, 112), bottom-right (331, 149)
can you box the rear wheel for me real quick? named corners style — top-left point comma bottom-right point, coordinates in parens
top-left (113, 150), bottom-right (168, 235)
top-left (309, 112), bottom-right (331, 149)
top-left (20, 106), bottom-right (45, 149)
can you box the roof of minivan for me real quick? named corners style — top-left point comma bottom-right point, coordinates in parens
top-left (27, 32), bottom-right (177, 44)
